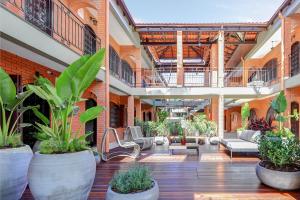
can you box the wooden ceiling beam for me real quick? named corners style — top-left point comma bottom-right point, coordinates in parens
top-left (141, 41), bottom-right (256, 46)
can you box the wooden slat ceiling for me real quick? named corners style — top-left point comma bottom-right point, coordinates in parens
top-left (140, 31), bottom-right (259, 67)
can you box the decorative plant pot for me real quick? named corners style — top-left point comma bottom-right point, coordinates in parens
top-left (0, 145), bottom-right (33, 200)
top-left (28, 150), bottom-right (96, 200)
top-left (106, 180), bottom-right (159, 200)
top-left (180, 138), bottom-right (186, 145)
top-left (256, 161), bottom-right (300, 190)
top-left (155, 136), bottom-right (165, 145)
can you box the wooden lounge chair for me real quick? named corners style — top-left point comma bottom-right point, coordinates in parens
top-left (100, 128), bottom-right (140, 161)
top-left (124, 126), bottom-right (154, 150)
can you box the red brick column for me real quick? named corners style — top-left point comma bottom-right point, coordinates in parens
top-left (135, 98), bottom-right (142, 121)
top-left (127, 96), bottom-right (135, 126)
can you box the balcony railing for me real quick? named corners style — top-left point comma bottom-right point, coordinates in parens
top-left (137, 67), bottom-right (277, 88)
top-left (2, 0), bottom-right (101, 55)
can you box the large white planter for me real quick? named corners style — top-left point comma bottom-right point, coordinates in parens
top-left (0, 145), bottom-right (33, 200)
top-left (106, 180), bottom-right (159, 200)
top-left (28, 150), bottom-right (96, 200)
top-left (256, 161), bottom-right (300, 190)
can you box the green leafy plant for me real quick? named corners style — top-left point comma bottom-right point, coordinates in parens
top-left (27, 49), bottom-right (105, 154)
top-left (259, 134), bottom-right (300, 171)
top-left (183, 120), bottom-right (197, 136)
top-left (193, 114), bottom-right (208, 134)
top-left (270, 91), bottom-right (299, 137)
top-left (206, 120), bottom-right (217, 137)
top-left (239, 103), bottom-right (250, 131)
top-left (110, 165), bottom-right (153, 194)
top-left (155, 120), bottom-right (170, 136)
top-left (0, 68), bottom-right (34, 148)
top-left (157, 110), bottom-right (169, 122)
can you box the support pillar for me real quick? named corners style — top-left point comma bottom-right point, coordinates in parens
top-left (242, 57), bottom-right (248, 87)
top-left (127, 96), bottom-right (134, 126)
top-left (95, 0), bottom-right (109, 151)
top-left (218, 95), bottom-right (224, 139)
top-left (210, 44), bottom-right (218, 87)
top-left (134, 98), bottom-right (142, 121)
top-left (218, 30), bottom-right (225, 138)
top-left (176, 31), bottom-right (184, 86)
top-left (218, 31), bottom-right (224, 88)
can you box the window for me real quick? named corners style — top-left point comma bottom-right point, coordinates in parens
top-left (291, 42), bottom-right (300, 77)
top-left (109, 46), bottom-right (121, 77)
top-left (263, 59), bottom-right (277, 82)
top-left (84, 25), bottom-right (96, 55)
top-left (109, 102), bottom-right (125, 128)
top-left (121, 60), bottom-right (135, 86)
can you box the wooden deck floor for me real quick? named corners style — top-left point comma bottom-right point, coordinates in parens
top-left (22, 144), bottom-right (300, 200)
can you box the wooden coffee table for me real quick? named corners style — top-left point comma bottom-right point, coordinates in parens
top-left (168, 143), bottom-right (199, 155)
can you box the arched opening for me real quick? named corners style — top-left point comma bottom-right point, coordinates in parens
top-left (249, 108), bottom-right (257, 121)
top-left (291, 42), bottom-right (300, 77)
top-left (263, 58), bottom-right (277, 82)
top-left (25, 0), bottom-right (52, 35)
top-left (291, 101), bottom-right (299, 139)
top-left (147, 111), bottom-right (152, 121)
top-left (23, 85), bottom-right (50, 148)
top-left (85, 99), bottom-right (97, 147)
top-left (266, 106), bottom-right (276, 126)
top-left (84, 25), bottom-right (96, 55)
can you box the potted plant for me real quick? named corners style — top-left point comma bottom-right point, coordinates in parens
top-left (237, 103), bottom-right (250, 135)
top-left (27, 49), bottom-right (105, 199)
top-left (106, 165), bottom-right (159, 200)
top-left (256, 91), bottom-right (300, 190)
top-left (178, 126), bottom-right (186, 145)
top-left (0, 68), bottom-right (33, 200)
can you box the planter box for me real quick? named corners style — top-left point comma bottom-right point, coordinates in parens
top-left (106, 180), bottom-right (159, 200)
top-left (256, 161), bottom-right (300, 190)
top-left (0, 145), bottom-right (33, 200)
top-left (28, 150), bottom-right (96, 200)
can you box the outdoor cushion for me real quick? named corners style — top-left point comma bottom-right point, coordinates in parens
top-left (220, 138), bottom-right (245, 146)
top-left (238, 130), bottom-right (261, 143)
top-left (227, 141), bottom-right (258, 152)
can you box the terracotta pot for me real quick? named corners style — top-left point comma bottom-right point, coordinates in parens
top-left (181, 138), bottom-right (186, 145)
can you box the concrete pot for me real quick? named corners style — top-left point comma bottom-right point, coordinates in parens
top-left (0, 145), bottom-right (33, 200)
top-left (106, 180), bottom-right (159, 200)
top-left (28, 150), bottom-right (96, 200)
top-left (256, 161), bottom-right (300, 190)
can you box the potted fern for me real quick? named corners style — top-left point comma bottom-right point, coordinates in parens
top-left (106, 165), bottom-right (159, 200)
top-left (27, 49), bottom-right (105, 199)
top-left (0, 68), bottom-right (33, 200)
top-left (256, 91), bottom-right (300, 190)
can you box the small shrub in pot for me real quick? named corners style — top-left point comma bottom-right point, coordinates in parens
top-left (106, 165), bottom-right (159, 200)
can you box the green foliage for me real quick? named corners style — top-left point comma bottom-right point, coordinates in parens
top-left (155, 120), bottom-right (170, 136)
top-left (193, 114), bottom-right (208, 134)
top-left (157, 110), bottom-right (169, 122)
top-left (0, 67), bottom-right (33, 148)
top-left (110, 165), bottom-right (153, 194)
top-left (240, 103), bottom-right (250, 130)
top-left (184, 120), bottom-right (197, 136)
top-left (259, 134), bottom-right (300, 168)
top-left (206, 120), bottom-right (217, 137)
top-left (27, 49), bottom-right (105, 154)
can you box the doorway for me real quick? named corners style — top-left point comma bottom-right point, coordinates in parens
top-left (85, 99), bottom-right (97, 146)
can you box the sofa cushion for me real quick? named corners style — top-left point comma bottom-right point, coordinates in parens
top-left (227, 141), bottom-right (258, 152)
top-left (220, 138), bottom-right (244, 146)
top-left (238, 130), bottom-right (261, 143)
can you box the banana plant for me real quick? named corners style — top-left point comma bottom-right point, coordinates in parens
top-left (27, 49), bottom-right (106, 153)
top-left (0, 67), bottom-right (34, 148)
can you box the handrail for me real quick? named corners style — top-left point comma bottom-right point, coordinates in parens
top-left (2, 0), bottom-right (101, 55)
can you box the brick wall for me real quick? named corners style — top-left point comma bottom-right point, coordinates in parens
top-left (0, 50), bottom-right (107, 150)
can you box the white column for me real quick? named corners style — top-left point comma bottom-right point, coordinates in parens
top-left (218, 30), bottom-right (225, 138)
top-left (177, 31), bottom-right (184, 86)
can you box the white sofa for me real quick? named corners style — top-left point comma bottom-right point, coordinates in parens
top-left (220, 130), bottom-right (261, 159)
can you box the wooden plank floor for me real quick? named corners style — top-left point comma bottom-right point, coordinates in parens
top-left (22, 144), bottom-right (300, 200)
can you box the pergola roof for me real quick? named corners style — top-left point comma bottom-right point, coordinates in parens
top-left (140, 30), bottom-right (261, 66)
top-left (116, 0), bottom-right (293, 67)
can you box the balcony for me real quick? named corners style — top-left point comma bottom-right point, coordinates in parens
top-left (138, 67), bottom-right (277, 88)
top-left (1, 0), bottom-right (101, 56)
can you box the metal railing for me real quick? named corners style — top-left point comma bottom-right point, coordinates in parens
top-left (138, 67), bottom-right (278, 88)
top-left (2, 0), bottom-right (101, 55)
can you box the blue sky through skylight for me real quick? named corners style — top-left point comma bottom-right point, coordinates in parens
top-left (124, 0), bottom-right (284, 23)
